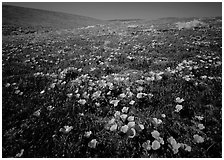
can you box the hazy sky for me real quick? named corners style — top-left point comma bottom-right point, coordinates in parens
top-left (4, 2), bottom-right (222, 20)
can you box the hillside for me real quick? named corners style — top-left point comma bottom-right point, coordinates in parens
top-left (2, 5), bottom-right (107, 35)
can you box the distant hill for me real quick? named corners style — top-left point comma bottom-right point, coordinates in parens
top-left (2, 5), bottom-right (107, 35)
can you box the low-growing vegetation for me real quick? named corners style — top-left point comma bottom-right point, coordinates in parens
top-left (2, 11), bottom-right (222, 158)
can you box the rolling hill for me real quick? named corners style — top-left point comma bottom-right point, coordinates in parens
top-left (2, 5), bottom-right (107, 35)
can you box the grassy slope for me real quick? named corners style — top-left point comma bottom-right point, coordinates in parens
top-left (2, 5), bottom-right (106, 34)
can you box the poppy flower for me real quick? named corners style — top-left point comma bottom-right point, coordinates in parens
top-left (120, 125), bottom-right (129, 133)
top-left (127, 121), bottom-right (135, 128)
top-left (137, 92), bottom-right (147, 99)
top-left (127, 116), bottom-right (135, 122)
top-left (138, 124), bottom-right (144, 130)
top-left (185, 146), bottom-right (192, 152)
top-left (175, 104), bottom-right (183, 112)
top-left (198, 123), bottom-right (205, 130)
top-left (15, 149), bottom-right (24, 158)
top-left (127, 128), bottom-right (136, 138)
top-left (151, 130), bottom-right (160, 139)
top-left (142, 140), bottom-right (151, 150)
top-left (114, 111), bottom-right (121, 118)
top-left (120, 114), bottom-right (128, 122)
top-left (60, 126), bottom-right (73, 134)
top-left (40, 90), bottom-right (45, 94)
top-left (157, 137), bottom-right (164, 145)
top-left (84, 131), bottom-right (92, 138)
top-left (193, 134), bottom-right (204, 143)
top-left (67, 93), bottom-right (73, 98)
top-left (129, 100), bottom-right (135, 105)
top-left (92, 90), bottom-right (101, 99)
top-left (108, 118), bottom-right (116, 125)
top-left (137, 86), bottom-right (144, 92)
top-left (15, 90), bottom-right (20, 94)
top-left (121, 107), bottom-right (129, 113)
top-left (88, 139), bottom-right (97, 148)
top-left (33, 109), bottom-right (41, 117)
top-left (78, 99), bottom-right (86, 105)
top-left (152, 140), bottom-right (161, 150)
top-left (195, 115), bottom-right (204, 121)
top-left (152, 118), bottom-right (162, 125)
top-left (175, 97), bottom-right (184, 103)
top-left (110, 99), bottom-right (120, 107)
top-left (110, 123), bottom-right (118, 131)
top-left (5, 83), bottom-right (10, 88)
top-left (161, 114), bottom-right (166, 118)
top-left (119, 93), bottom-right (126, 98)
top-left (47, 105), bottom-right (54, 111)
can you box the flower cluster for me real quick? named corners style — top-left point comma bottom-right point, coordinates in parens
top-left (105, 107), bottom-right (144, 138)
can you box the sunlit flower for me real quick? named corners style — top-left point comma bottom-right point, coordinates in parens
top-left (129, 100), bottom-right (135, 105)
top-left (146, 76), bottom-right (155, 81)
top-left (127, 91), bottom-right (134, 97)
top-left (152, 140), bottom-right (161, 150)
top-left (40, 90), bottom-right (45, 94)
top-left (121, 107), bottom-right (129, 113)
top-left (15, 90), bottom-right (20, 94)
top-left (82, 92), bottom-right (89, 99)
top-left (78, 99), bottom-right (86, 105)
top-left (127, 128), bottom-right (136, 138)
top-left (142, 140), bottom-right (151, 150)
top-left (148, 93), bottom-right (153, 99)
top-left (88, 139), bottom-right (97, 148)
top-left (5, 83), bottom-right (10, 88)
top-left (108, 118), bottom-right (116, 125)
top-left (195, 115), bottom-right (204, 121)
top-left (60, 125), bottom-right (73, 134)
top-left (139, 124), bottom-right (144, 130)
top-left (137, 92), bottom-right (147, 98)
top-left (120, 125), bottom-right (129, 133)
top-left (120, 114), bottom-right (128, 121)
top-left (161, 114), bottom-right (166, 118)
top-left (185, 145), bottom-right (192, 152)
top-left (193, 134), bottom-right (204, 143)
top-left (175, 97), bottom-right (184, 103)
top-left (198, 123), bottom-right (205, 130)
top-left (33, 109), bottom-right (41, 117)
top-left (152, 118), bottom-right (162, 125)
top-left (127, 121), bottom-right (135, 128)
top-left (76, 93), bottom-right (80, 98)
top-left (175, 104), bottom-right (183, 112)
top-left (155, 74), bottom-right (162, 81)
top-left (47, 105), bottom-right (54, 111)
top-left (110, 123), bottom-right (118, 131)
top-left (84, 131), bottom-right (92, 138)
top-left (137, 86), bottom-right (144, 92)
top-left (167, 136), bottom-right (178, 146)
top-left (127, 116), bottom-right (135, 122)
top-left (110, 99), bottom-right (120, 107)
top-left (92, 91), bottom-right (101, 99)
top-left (15, 149), bottom-right (24, 158)
top-left (67, 93), bottom-right (73, 98)
top-left (119, 93), bottom-right (126, 98)
top-left (151, 130), bottom-right (160, 139)
top-left (167, 136), bottom-right (181, 154)
top-left (157, 137), bottom-right (164, 145)
top-left (114, 111), bottom-right (121, 118)
top-left (181, 143), bottom-right (192, 152)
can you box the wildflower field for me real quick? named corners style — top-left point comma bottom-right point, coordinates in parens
top-left (2, 17), bottom-right (222, 158)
